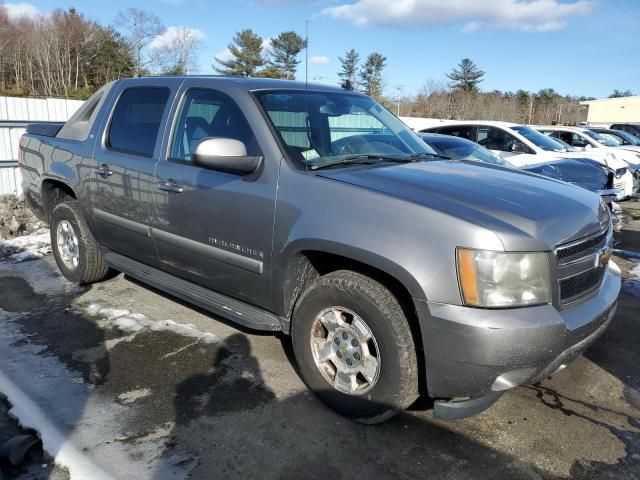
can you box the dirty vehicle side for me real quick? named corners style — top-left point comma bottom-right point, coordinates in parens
top-left (20, 77), bottom-right (621, 423)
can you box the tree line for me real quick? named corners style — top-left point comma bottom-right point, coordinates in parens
top-left (0, 4), bottom-right (634, 123)
top-left (0, 6), bottom-right (202, 98)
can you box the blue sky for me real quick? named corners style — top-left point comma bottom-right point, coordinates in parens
top-left (6, 0), bottom-right (640, 98)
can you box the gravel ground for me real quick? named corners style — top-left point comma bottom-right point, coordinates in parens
top-left (0, 200), bottom-right (639, 479)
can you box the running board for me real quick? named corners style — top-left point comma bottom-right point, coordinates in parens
top-left (103, 250), bottom-right (288, 333)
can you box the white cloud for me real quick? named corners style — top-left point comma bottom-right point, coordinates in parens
top-left (149, 26), bottom-right (205, 50)
top-left (215, 48), bottom-right (233, 61)
top-left (4, 2), bottom-right (40, 19)
top-left (309, 55), bottom-right (330, 64)
top-left (322, 0), bottom-right (594, 32)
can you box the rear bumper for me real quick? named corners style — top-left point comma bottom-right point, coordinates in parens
top-left (416, 262), bottom-right (621, 403)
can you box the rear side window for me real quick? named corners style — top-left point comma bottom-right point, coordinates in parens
top-left (438, 125), bottom-right (475, 141)
top-left (107, 87), bottom-right (170, 157)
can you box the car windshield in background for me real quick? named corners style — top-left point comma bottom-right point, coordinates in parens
top-left (583, 130), bottom-right (620, 146)
top-left (510, 125), bottom-right (566, 152)
top-left (426, 136), bottom-right (513, 167)
top-left (254, 90), bottom-right (436, 169)
top-left (609, 130), bottom-right (640, 146)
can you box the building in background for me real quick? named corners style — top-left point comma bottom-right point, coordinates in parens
top-left (579, 96), bottom-right (640, 126)
top-left (0, 96), bottom-right (83, 196)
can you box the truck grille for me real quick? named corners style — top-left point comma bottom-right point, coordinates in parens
top-left (555, 223), bottom-right (611, 306)
top-left (556, 230), bottom-right (608, 263)
top-left (559, 267), bottom-right (606, 302)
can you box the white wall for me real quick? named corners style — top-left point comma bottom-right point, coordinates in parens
top-left (0, 96), bottom-right (83, 196)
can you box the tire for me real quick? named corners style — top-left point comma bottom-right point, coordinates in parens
top-left (291, 270), bottom-right (419, 424)
top-left (50, 201), bottom-right (109, 284)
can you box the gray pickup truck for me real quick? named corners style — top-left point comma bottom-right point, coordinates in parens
top-left (20, 77), bottom-right (621, 423)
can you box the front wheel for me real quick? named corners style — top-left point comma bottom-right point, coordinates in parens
top-left (291, 270), bottom-right (419, 424)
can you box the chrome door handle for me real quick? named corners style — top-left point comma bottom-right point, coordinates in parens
top-left (157, 180), bottom-right (184, 193)
top-left (96, 163), bottom-right (113, 177)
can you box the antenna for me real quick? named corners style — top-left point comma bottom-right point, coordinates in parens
top-left (305, 19), bottom-right (309, 89)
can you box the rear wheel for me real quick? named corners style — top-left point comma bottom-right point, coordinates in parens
top-left (50, 201), bottom-right (109, 284)
top-left (292, 270), bottom-right (419, 423)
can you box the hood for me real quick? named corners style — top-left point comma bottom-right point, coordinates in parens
top-left (318, 161), bottom-right (603, 250)
top-left (553, 149), bottom-right (629, 169)
top-left (617, 145), bottom-right (640, 154)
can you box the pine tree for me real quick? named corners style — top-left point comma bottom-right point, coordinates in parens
top-left (338, 49), bottom-right (360, 87)
top-left (265, 31), bottom-right (306, 80)
top-left (359, 52), bottom-right (386, 100)
top-left (446, 58), bottom-right (485, 93)
top-left (214, 29), bottom-right (266, 77)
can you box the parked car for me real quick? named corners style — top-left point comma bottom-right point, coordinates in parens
top-left (422, 121), bottom-right (635, 199)
top-left (534, 125), bottom-right (638, 198)
top-left (610, 123), bottom-right (640, 140)
top-left (418, 133), bottom-right (621, 201)
top-left (590, 127), bottom-right (640, 153)
top-left (20, 77), bottom-right (620, 423)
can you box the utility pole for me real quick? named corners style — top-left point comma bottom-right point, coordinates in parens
top-left (395, 85), bottom-right (403, 116)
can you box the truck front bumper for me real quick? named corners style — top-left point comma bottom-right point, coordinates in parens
top-left (416, 262), bottom-right (621, 411)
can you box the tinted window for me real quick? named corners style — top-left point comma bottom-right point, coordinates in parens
top-left (108, 87), bottom-right (170, 157)
top-left (437, 125), bottom-right (474, 141)
top-left (477, 127), bottom-right (521, 152)
top-left (171, 89), bottom-right (259, 162)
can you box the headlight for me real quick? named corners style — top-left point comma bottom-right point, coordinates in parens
top-left (615, 167), bottom-right (627, 178)
top-left (457, 249), bottom-right (551, 308)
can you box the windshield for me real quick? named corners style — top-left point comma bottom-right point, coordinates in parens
top-left (510, 125), bottom-right (566, 152)
top-left (424, 135), bottom-right (513, 167)
top-left (608, 129), bottom-right (640, 146)
top-left (583, 129), bottom-right (620, 146)
top-left (254, 90), bottom-right (436, 169)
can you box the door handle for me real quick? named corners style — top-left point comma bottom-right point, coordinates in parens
top-left (96, 163), bottom-right (113, 177)
top-left (157, 179), bottom-right (184, 193)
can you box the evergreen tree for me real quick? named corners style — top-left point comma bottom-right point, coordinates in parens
top-left (214, 29), bottom-right (266, 77)
top-left (609, 89), bottom-right (634, 98)
top-left (359, 52), bottom-right (386, 100)
top-left (338, 49), bottom-right (360, 87)
top-left (446, 58), bottom-right (485, 93)
top-left (266, 31), bottom-right (306, 79)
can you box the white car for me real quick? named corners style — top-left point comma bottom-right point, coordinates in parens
top-left (421, 120), bottom-right (635, 199)
top-left (534, 125), bottom-right (638, 198)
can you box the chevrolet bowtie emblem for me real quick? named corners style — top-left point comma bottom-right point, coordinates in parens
top-left (598, 248), bottom-right (612, 267)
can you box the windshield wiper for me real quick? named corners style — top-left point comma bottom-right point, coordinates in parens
top-left (408, 152), bottom-right (451, 160)
top-left (310, 154), bottom-right (415, 171)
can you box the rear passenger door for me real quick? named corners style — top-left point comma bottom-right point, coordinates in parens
top-left (89, 80), bottom-right (181, 267)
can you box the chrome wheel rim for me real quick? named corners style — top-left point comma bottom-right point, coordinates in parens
top-left (56, 220), bottom-right (79, 270)
top-left (310, 307), bottom-right (381, 395)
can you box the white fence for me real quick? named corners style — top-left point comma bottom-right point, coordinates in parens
top-left (0, 96), bottom-right (83, 196)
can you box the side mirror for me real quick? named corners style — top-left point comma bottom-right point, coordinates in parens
top-left (191, 137), bottom-right (263, 175)
top-left (510, 142), bottom-right (526, 153)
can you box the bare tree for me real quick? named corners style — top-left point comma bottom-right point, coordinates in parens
top-left (115, 8), bottom-right (165, 77)
top-left (149, 27), bottom-right (203, 75)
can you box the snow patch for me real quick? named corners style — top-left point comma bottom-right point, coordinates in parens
top-left (0, 227), bottom-right (51, 262)
top-left (84, 303), bottom-right (219, 344)
top-left (623, 262), bottom-right (640, 298)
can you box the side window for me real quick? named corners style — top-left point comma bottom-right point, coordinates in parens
top-left (570, 133), bottom-right (589, 148)
top-left (108, 87), bottom-right (170, 157)
top-left (170, 88), bottom-right (259, 162)
top-left (439, 126), bottom-right (474, 141)
top-left (477, 127), bottom-right (517, 152)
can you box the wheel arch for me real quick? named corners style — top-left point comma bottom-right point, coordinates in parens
top-left (40, 178), bottom-right (77, 220)
top-left (275, 240), bottom-right (428, 396)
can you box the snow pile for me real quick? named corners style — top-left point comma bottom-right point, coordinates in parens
top-left (0, 227), bottom-right (51, 262)
top-left (84, 303), bottom-right (219, 344)
top-left (623, 263), bottom-right (640, 298)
